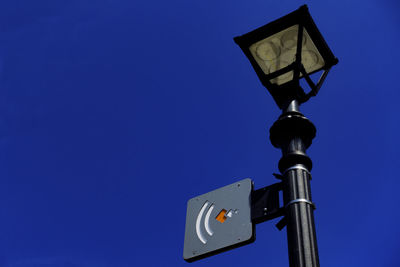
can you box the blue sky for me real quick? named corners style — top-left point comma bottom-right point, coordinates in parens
top-left (0, 0), bottom-right (399, 266)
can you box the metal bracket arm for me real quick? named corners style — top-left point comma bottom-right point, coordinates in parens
top-left (251, 182), bottom-right (284, 225)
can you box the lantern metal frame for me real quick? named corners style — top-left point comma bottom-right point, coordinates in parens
top-left (234, 5), bottom-right (338, 109)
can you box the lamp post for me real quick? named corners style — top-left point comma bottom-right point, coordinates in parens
top-left (234, 5), bottom-right (338, 267)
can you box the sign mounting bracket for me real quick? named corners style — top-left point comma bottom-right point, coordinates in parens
top-left (251, 182), bottom-right (286, 229)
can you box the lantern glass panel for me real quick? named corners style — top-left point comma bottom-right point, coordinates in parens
top-left (249, 25), bottom-right (324, 85)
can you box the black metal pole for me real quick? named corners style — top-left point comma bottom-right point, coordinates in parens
top-left (270, 99), bottom-right (319, 267)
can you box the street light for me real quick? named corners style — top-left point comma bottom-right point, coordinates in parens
top-left (234, 5), bottom-right (338, 109)
top-left (234, 5), bottom-right (338, 267)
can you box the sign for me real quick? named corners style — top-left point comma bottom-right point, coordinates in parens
top-left (183, 178), bottom-right (254, 262)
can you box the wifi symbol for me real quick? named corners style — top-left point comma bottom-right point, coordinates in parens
top-left (196, 201), bottom-right (235, 244)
